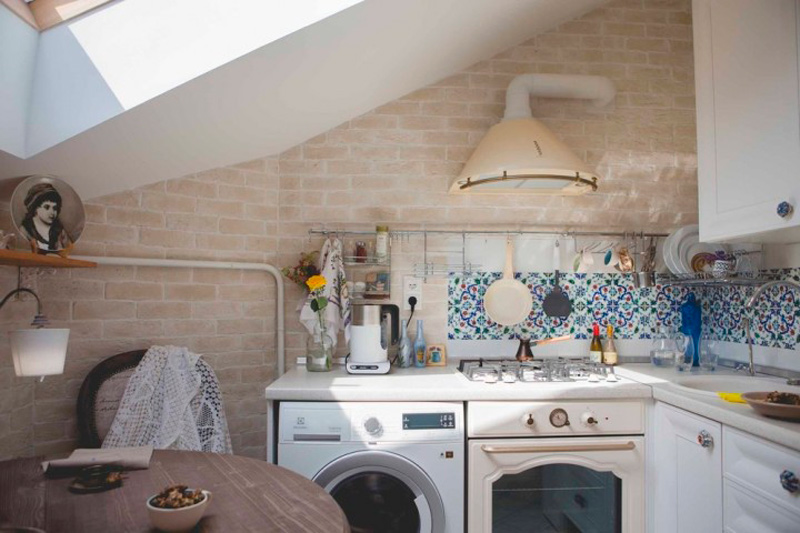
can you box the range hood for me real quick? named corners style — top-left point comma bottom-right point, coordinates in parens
top-left (450, 73), bottom-right (615, 195)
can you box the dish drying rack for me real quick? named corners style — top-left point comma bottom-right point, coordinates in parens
top-left (656, 271), bottom-right (780, 288)
top-left (309, 228), bottom-right (667, 281)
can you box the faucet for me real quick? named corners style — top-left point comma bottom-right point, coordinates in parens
top-left (743, 280), bottom-right (800, 376)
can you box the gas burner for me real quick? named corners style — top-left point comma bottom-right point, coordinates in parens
top-left (458, 357), bottom-right (618, 384)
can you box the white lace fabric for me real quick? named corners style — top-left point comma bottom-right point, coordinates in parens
top-left (102, 345), bottom-right (232, 454)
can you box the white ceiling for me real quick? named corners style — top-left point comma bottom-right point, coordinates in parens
top-left (0, 0), bottom-right (607, 200)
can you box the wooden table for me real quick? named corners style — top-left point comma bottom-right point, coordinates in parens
top-left (0, 450), bottom-right (349, 532)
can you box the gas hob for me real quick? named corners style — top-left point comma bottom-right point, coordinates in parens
top-left (458, 358), bottom-right (620, 384)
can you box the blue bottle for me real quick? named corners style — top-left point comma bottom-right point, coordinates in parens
top-left (413, 319), bottom-right (427, 368)
top-left (679, 292), bottom-right (702, 367)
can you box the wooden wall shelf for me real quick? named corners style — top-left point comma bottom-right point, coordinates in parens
top-left (0, 249), bottom-right (96, 269)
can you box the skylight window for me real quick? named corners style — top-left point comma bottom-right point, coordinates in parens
top-left (3, 0), bottom-right (114, 31)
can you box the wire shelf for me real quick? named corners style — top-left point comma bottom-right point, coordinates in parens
top-left (656, 271), bottom-right (780, 288)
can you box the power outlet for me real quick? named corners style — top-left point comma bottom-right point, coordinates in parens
top-left (403, 276), bottom-right (423, 311)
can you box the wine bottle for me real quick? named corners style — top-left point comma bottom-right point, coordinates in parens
top-left (589, 323), bottom-right (603, 363)
top-left (604, 324), bottom-right (618, 365)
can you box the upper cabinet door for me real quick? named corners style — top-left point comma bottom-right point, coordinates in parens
top-left (693, 0), bottom-right (800, 242)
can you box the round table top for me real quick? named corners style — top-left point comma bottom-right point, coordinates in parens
top-left (0, 450), bottom-right (349, 533)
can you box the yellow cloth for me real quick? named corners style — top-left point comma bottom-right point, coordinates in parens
top-left (717, 392), bottom-right (746, 403)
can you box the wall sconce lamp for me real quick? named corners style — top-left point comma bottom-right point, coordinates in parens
top-left (1, 287), bottom-right (69, 380)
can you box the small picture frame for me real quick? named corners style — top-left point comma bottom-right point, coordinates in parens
top-left (426, 344), bottom-right (446, 367)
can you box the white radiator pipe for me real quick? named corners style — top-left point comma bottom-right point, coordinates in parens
top-left (72, 255), bottom-right (286, 377)
top-left (503, 73), bottom-right (616, 120)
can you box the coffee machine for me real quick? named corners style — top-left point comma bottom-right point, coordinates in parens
top-left (347, 303), bottom-right (399, 374)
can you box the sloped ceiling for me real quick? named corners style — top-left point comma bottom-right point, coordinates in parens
top-left (0, 0), bottom-right (607, 200)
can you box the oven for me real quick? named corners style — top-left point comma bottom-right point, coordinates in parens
top-left (467, 400), bottom-right (645, 533)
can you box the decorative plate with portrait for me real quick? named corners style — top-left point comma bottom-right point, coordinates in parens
top-left (11, 175), bottom-right (85, 256)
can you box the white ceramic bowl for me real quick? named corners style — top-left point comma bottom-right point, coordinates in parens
top-left (146, 489), bottom-right (212, 533)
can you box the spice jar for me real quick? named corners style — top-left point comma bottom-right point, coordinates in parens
top-left (355, 241), bottom-right (367, 263)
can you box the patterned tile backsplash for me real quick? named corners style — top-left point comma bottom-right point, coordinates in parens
top-left (448, 269), bottom-right (800, 350)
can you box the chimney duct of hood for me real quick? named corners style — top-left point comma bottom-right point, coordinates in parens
top-left (450, 73), bottom-right (615, 195)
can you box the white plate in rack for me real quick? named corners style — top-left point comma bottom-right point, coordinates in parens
top-left (663, 227), bottom-right (685, 275)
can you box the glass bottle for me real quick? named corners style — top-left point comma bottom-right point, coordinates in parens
top-left (589, 323), bottom-right (603, 363)
top-left (398, 319), bottom-right (412, 368)
top-left (376, 225), bottom-right (389, 264)
top-left (604, 324), bottom-right (618, 365)
top-left (413, 319), bottom-right (427, 368)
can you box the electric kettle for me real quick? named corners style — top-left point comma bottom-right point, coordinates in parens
top-left (348, 303), bottom-right (399, 374)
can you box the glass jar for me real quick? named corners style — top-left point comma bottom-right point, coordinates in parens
top-left (650, 326), bottom-right (678, 367)
top-left (306, 330), bottom-right (334, 372)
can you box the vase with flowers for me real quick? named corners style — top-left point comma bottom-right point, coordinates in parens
top-left (305, 274), bottom-right (333, 372)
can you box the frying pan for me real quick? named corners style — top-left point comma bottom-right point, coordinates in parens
top-left (543, 240), bottom-right (572, 318)
top-left (484, 238), bottom-right (532, 326)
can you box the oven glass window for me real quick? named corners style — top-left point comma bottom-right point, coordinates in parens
top-left (331, 472), bottom-right (420, 533)
top-left (492, 464), bottom-right (622, 533)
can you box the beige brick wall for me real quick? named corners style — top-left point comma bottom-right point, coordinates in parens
top-left (0, 0), bottom-right (696, 460)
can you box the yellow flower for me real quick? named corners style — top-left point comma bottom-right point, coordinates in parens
top-left (306, 275), bottom-right (327, 292)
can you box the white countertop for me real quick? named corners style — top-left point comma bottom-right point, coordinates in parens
top-left (265, 362), bottom-right (800, 451)
top-left (616, 364), bottom-right (800, 452)
top-left (264, 364), bottom-right (652, 401)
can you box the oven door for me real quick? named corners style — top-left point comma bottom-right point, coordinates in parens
top-left (468, 437), bottom-right (644, 533)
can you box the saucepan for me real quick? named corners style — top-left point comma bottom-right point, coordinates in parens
top-left (484, 238), bottom-right (532, 326)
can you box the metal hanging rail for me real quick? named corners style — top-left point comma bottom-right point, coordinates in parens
top-left (309, 227), bottom-right (668, 281)
top-left (308, 228), bottom-right (669, 238)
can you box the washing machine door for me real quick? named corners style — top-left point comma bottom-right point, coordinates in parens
top-left (313, 450), bottom-right (445, 533)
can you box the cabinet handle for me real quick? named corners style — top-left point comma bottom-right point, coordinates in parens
top-left (777, 201), bottom-right (794, 219)
top-left (697, 430), bottom-right (713, 448)
top-left (780, 470), bottom-right (799, 493)
top-left (480, 441), bottom-right (635, 454)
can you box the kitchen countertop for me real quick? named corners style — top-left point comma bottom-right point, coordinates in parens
top-left (265, 363), bottom-right (800, 452)
top-left (264, 364), bottom-right (652, 401)
top-left (616, 364), bottom-right (800, 452)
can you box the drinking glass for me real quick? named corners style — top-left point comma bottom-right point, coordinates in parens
top-left (675, 334), bottom-right (695, 372)
top-left (699, 337), bottom-right (719, 371)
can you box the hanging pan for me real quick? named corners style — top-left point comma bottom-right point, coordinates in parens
top-left (543, 239), bottom-right (572, 318)
top-left (484, 238), bottom-right (532, 326)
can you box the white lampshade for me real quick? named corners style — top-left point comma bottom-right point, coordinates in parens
top-left (10, 328), bottom-right (70, 377)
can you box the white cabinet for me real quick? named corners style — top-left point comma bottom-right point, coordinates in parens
top-left (693, 0), bottom-right (800, 243)
top-left (653, 402), bottom-right (800, 533)
top-left (724, 479), bottom-right (800, 532)
top-left (723, 427), bottom-right (800, 532)
top-left (653, 402), bottom-right (722, 533)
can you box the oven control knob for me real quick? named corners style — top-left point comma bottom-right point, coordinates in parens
top-left (521, 413), bottom-right (536, 428)
top-left (549, 408), bottom-right (570, 428)
top-left (581, 412), bottom-right (599, 426)
top-left (364, 417), bottom-right (383, 436)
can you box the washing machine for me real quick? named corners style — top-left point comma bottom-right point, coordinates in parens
top-left (278, 401), bottom-right (464, 533)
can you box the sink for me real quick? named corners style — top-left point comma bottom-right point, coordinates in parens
top-left (669, 375), bottom-right (799, 397)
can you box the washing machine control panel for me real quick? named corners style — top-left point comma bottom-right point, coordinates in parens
top-left (280, 402), bottom-right (463, 444)
top-left (402, 412), bottom-right (456, 430)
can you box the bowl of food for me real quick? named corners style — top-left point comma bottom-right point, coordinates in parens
top-left (741, 391), bottom-right (800, 421)
top-left (146, 485), bottom-right (212, 533)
